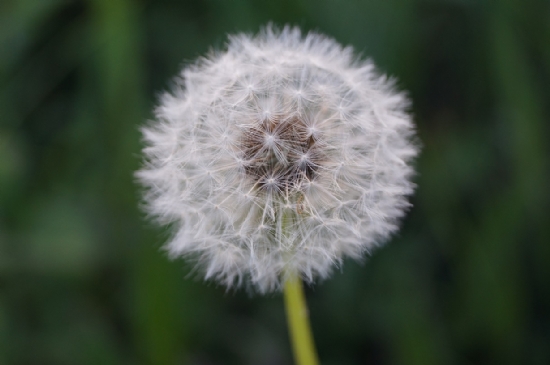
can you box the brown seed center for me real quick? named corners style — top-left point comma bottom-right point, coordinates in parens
top-left (240, 116), bottom-right (321, 193)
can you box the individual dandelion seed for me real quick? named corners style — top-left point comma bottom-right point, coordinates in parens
top-left (137, 25), bottom-right (418, 294)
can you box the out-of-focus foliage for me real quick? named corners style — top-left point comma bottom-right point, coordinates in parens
top-left (1, 0), bottom-right (549, 364)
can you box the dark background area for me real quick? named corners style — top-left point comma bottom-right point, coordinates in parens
top-left (1, 0), bottom-right (549, 364)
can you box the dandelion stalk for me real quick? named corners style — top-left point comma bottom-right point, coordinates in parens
top-left (284, 272), bottom-right (319, 365)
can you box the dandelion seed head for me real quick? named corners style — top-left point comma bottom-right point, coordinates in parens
top-left (137, 25), bottom-right (418, 293)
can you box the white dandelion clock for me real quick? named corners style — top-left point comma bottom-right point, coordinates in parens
top-left (137, 25), bottom-right (418, 294)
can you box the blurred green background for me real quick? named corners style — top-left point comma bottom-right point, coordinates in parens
top-left (1, 0), bottom-right (549, 364)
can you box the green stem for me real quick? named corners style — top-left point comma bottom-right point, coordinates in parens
top-left (284, 272), bottom-right (320, 365)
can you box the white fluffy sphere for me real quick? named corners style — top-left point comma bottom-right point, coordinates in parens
top-left (137, 25), bottom-right (418, 293)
